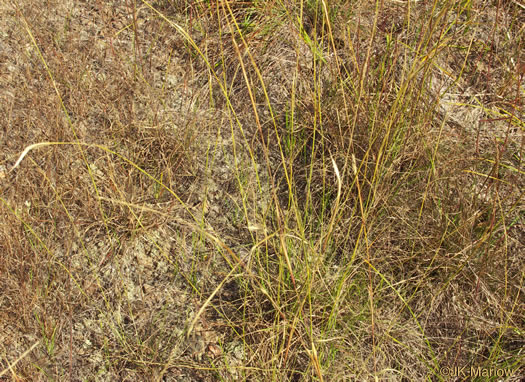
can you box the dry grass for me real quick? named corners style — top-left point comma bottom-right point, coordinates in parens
top-left (0, 0), bottom-right (523, 380)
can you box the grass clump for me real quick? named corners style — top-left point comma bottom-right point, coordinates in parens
top-left (0, 0), bottom-right (523, 380)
